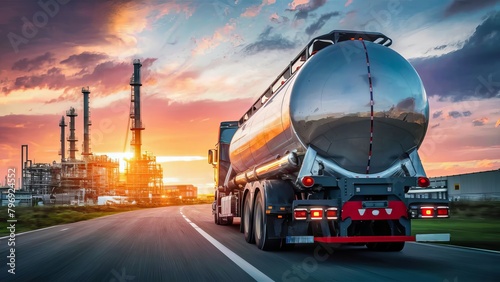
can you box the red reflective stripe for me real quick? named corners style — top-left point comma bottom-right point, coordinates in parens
top-left (315, 235), bottom-right (415, 243)
top-left (341, 201), bottom-right (408, 220)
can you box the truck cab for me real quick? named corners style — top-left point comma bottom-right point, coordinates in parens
top-left (208, 121), bottom-right (239, 225)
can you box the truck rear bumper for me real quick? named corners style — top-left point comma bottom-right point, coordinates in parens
top-left (286, 234), bottom-right (450, 244)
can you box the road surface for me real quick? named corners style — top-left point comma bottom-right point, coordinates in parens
top-left (1, 204), bottom-right (499, 281)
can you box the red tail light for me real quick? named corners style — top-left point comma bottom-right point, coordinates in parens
top-left (301, 176), bottom-right (315, 188)
top-left (326, 208), bottom-right (338, 219)
top-left (310, 208), bottom-right (323, 220)
top-left (421, 207), bottom-right (434, 218)
top-left (294, 209), bottom-right (307, 220)
top-left (417, 177), bottom-right (430, 187)
top-left (437, 206), bottom-right (449, 217)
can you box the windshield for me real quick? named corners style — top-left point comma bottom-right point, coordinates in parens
top-left (220, 127), bottom-right (237, 144)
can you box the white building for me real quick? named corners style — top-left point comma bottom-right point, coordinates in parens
top-left (430, 169), bottom-right (500, 201)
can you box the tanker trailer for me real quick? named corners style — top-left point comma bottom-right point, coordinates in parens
top-left (208, 30), bottom-right (450, 251)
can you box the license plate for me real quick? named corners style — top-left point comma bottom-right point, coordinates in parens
top-left (286, 236), bottom-right (314, 244)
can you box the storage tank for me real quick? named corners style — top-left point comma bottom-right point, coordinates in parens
top-left (229, 40), bottom-right (428, 176)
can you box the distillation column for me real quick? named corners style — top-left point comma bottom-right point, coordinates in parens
top-left (66, 107), bottom-right (78, 161)
top-left (130, 59), bottom-right (144, 160)
top-left (59, 116), bottom-right (66, 162)
top-left (82, 86), bottom-right (92, 158)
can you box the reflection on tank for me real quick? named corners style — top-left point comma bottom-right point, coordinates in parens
top-left (230, 39), bottom-right (429, 176)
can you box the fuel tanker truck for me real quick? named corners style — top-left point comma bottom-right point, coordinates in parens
top-left (208, 30), bottom-right (450, 251)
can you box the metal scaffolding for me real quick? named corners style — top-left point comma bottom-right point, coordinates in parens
top-left (125, 152), bottom-right (163, 203)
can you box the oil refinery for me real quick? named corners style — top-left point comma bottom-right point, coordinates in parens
top-left (16, 60), bottom-right (166, 205)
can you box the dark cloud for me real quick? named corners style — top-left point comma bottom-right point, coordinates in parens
top-left (431, 123), bottom-right (441, 129)
top-left (60, 52), bottom-right (109, 68)
top-left (12, 52), bottom-right (55, 72)
top-left (411, 12), bottom-right (500, 101)
top-left (13, 67), bottom-right (65, 92)
top-left (243, 26), bottom-right (296, 55)
top-left (396, 97), bottom-right (416, 111)
top-left (448, 111), bottom-right (462, 118)
top-left (0, 0), bottom-right (134, 55)
top-left (472, 118), bottom-right (488, 126)
top-left (462, 110), bottom-right (472, 116)
top-left (432, 110), bottom-right (443, 119)
top-left (434, 45), bottom-right (447, 50)
top-left (5, 58), bottom-right (157, 99)
top-left (288, 0), bottom-right (327, 20)
top-left (444, 0), bottom-right (500, 17)
top-left (305, 12), bottom-right (341, 36)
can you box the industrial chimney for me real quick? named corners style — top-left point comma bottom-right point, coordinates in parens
top-left (82, 86), bottom-right (92, 158)
top-left (59, 116), bottom-right (66, 162)
top-left (130, 59), bottom-right (144, 160)
top-left (66, 107), bottom-right (78, 161)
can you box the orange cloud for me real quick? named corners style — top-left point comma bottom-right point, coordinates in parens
top-left (191, 21), bottom-right (241, 55)
top-left (108, 1), bottom-right (193, 48)
top-left (288, 0), bottom-right (309, 10)
top-left (496, 119), bottom-right (500, 127)
top-left (270, 12), bottom-right (280, 22)
top-left (472, 117), bottom-right (489, 126)
top-left (242, 0), bottom-right (276, 17)
top-left (424, 159), bottom-right (500, 177)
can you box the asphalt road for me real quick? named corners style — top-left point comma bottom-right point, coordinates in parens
top-left (1, 204), bottom-right (499, 281)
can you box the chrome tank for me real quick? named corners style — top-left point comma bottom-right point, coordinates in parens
top-left (229, 40), bottom-right (429, 175)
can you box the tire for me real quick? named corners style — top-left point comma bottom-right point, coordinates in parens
top-left (243, 194), bottom-right (255, 243)
top-left (213, 194), bottom-right (221, 225)
top-left (254, 192), bottom-right (281, 251)
top-left (367, 242), bottom-right (405, 252)
top-left (366, 221), bottom-right (405, 252)
top-left (220, 216), bottom-right (233, 225)
top-left (214, 211), bottom-right (220, 225)
top-left (386, 242), bottom-right (405, 252)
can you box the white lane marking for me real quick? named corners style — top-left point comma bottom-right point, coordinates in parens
top-left (180, 212), bottom-right (192, 223)
top-left (409, 242), bottom-right (500, 254)
top-left (181, 212), bottom-right (273, 282)
top-left (0, 225), bottom-right (59, 240)
top-left (60, 228), bottom-right (69, 232)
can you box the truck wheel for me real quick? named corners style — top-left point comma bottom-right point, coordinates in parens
top-left (366, 221), bottom-right (405, 252)
top-left (386, 242), bottom-right (405, 252)
top-left (214, 210), bottom-right (221, 225)
top-left (213, 194), bottom-right (221, 225)
top-left (243, 194), bottom-right (255, 243)
top-left (367, 242), bottom-right (405, 252)
top-left (220, 216), bottom-right (233, 225)
top-left (254, 192), bottom-right (280, 251)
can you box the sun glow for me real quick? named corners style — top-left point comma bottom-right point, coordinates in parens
top-left (97, 152), bottom-right (133, 172)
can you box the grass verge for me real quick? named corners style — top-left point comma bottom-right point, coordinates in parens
top-left (0, 205), bottom-right (147, 236)
top-left (412, 201), bottom-right (500, 251)
top-left (412, 218), bottom-right (500, 251)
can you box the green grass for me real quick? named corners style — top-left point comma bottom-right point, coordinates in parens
top-left (0, 205), bottom-right (146, 236)
top-left (412, 218), bottom-right (500, 251)
top-left (412, 201), bottom-right (500, 251)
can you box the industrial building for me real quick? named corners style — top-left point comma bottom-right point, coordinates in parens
top-left (16, 59), bottom-right (163, 205)
top-left (430, 169), bottom-right (500, 201)
top-left (164, 185), bottom-right (198, 201)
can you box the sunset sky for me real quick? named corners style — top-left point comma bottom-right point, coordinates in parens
top-left (1, 0), bottom-right (499, 194)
